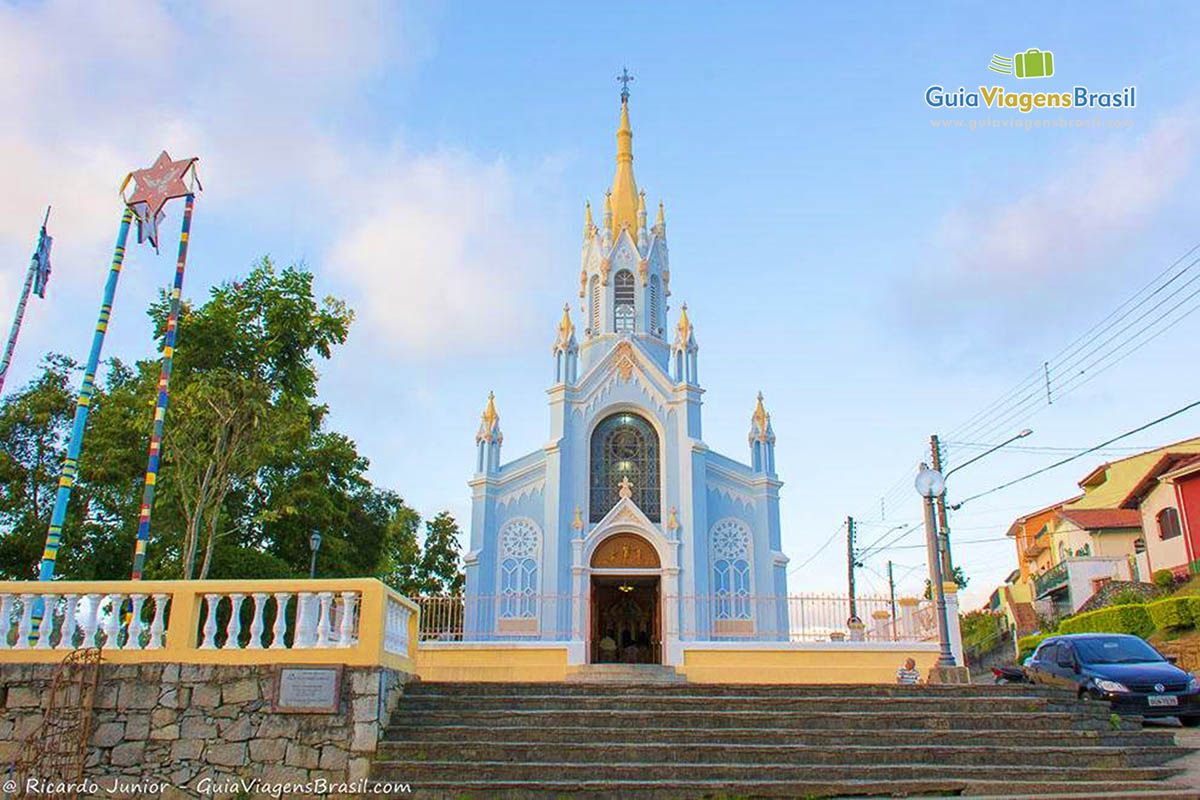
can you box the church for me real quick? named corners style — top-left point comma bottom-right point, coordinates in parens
top-left (462, 85), bottom-right (789, 667)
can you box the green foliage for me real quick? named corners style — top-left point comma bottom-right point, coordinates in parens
top-left (924, 565), bottom-right (968, 600)
top-left (1057, 603), bottom-right (1154, 638)
top-left (1186, 597), bottom-right (1200, 625)
top-left (1017, 633), bottom-right (1049, 662)
top-left (1110, 588), bottom-right (1149, 606)
top-left (1153, 569), bottom-right (1177, 589)
top-left (418, 511), bottom-right (465, 595)
top-left (1146, 597), bottom-right (1194, 631)
top-left (0, 258), bottom-right (463, 593)
top-left (961, 610), bottom-right (1003, 652)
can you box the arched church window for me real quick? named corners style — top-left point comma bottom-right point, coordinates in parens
top-left (590, 413), bottom-right (660, 522)
top-left (589, 275), bottom-right (601, 333)
top-left (711, 519), bottom-right (752, 620)
top-left (649, 275), bottom-right (660, 334)
top-left (614, 270), bottom-right (635, 333)
top-left (498, 519), bottom-right (540, 619)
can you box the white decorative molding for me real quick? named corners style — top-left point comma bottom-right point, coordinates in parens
top-left (706, 483), bottom-right (757, 510)
top-left (497, 479), bottom-right (545, 507)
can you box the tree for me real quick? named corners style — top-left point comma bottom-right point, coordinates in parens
top-left (419, 511), bottom-right (465, 595)
top-left (924, 565), bottom-right (968, 600)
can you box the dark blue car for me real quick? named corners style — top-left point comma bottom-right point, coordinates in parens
top-left (1026, 633), bottom-right (1200, 724)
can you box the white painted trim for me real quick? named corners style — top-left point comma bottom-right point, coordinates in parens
top-left (680, 640), bottom-right (939, 652)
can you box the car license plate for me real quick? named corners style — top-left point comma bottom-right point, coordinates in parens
top-left (1148, 695), bottom-right (1179, 707)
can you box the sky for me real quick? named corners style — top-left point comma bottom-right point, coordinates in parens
top-left (2, 1), bottom-right (1200, 608)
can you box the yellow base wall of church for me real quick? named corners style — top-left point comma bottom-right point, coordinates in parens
top-left (416, 646), bottom-right (571, 682)
top-left (680, 648), bottom-right (940, 684)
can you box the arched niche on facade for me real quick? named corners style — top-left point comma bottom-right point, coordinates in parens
top-left (589, 532), bottom-right (661, 569)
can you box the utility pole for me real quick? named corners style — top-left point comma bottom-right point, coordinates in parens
top-left (846, 516), bottom-right (858, 622)
top-left (930, 434), bottom-right (954, 576)
top-left (887, 560), bottom-right (897, 640)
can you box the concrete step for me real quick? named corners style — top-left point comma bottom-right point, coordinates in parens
top-left (565, 664), bottom-right (686, 684)
top-left (383, 723), bottom-right (1179, 750)
top-left (367, 777), bottom-right (1197, 799)
top-left (394, 707), bottom-right (1115, 731)
top-left (375, 740), bottom-right (1190, 768)
top-left (397, 691), bottom-right (1082, 714)
top-left (404, 680), bottom-right (1069, 698)
top-left (371, 760), bottom-right (1183, 784)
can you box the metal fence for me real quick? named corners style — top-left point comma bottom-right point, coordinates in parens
top-left (416, 593), bottom-right (937, 643)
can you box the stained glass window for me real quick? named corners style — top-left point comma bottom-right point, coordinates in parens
top-left (590, 275), bottom-right (601, 333)
top-left (614, 270), bottom-right (635, 333)
top-left (649, 275), bottom-right (660, 335)
top-left (590, 413), bottom-right (660, 522)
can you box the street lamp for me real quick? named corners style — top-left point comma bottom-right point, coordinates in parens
top-left (915, 463), bottom-right (956, 668)
top-left (309, 531), bottom-right (322, 579)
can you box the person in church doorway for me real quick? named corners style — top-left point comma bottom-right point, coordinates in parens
top-left (599, 631), bottom-right (618, 662)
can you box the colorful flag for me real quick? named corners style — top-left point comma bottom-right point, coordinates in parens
top-left (31, 224), bottom-right (52, 299)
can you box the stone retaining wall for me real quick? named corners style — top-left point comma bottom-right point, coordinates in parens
top-left (1160, 639), bottom-right (1200, 673)
top-left (0, 662), bottom-right (410, 799)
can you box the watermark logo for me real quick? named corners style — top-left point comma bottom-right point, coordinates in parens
top-left (989, 49), bottom-right (1055, 79)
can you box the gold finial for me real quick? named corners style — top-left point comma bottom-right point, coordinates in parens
top-left (609, 95), bottom-right (639, 239)
top-left (655, 200), bottom-right (665, 234)
top-left (750, 391), bottom-right (772, 443)
top-left (676, 303), bottom-right (691, 344)
top-left (555, 303), bottom-right (575, 351)
top-left (618, 476), bottom-right (634, 500)
top-left (572, 505), bottom-right (583, 531)
top-left (584, 201), bottom-right (594, 238)
top-left (667, 506), bottom-right (678, 532)
top-left (476, 391), bottom-right (501, 444)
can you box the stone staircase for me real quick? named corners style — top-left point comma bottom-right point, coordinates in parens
top-left (373, 682), bottom-right (1199, 798)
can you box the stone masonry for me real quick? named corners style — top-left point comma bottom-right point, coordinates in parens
top-left (0, 662), bottom-right (410, 799)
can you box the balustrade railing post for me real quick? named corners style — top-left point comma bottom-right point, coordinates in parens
top-left (15, 594), bottom-right (35, 650)
top-left (124, 594), bottom-right (147, 650)
top-left (199, 594), bottom-right (220, 650)
top-left (34, 593), bottom-right (57, 649)
top-left (103, 594), bottom-right (124, 649)
top-left (147, 593), bottom-right (168, 650)
top-left (270, 593), bottom-right (290, 649)
top-left (58, 594), bottom-right (79, 650)
top-left (224, 593), bottom-right (245, 650)
top-left (248, 593), bottom-right (268, 649)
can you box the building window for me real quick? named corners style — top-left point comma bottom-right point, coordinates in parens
top-left (649, 275), bottom-right (660, 334)
top-left (589, 275), bottom-right (601, 333)
top-left (498, 519), bottom-right (540, 619)
top-left (590, 412), bottom-right (660, 522)
top-left (1134, 536), bottom-right (1147, 554)
top-left (614, 270), bottom-right (635, 333)
top-left (1158, 507), bottom-right (1183, 540)
top-left (711, 519), bottom-right (752, 620)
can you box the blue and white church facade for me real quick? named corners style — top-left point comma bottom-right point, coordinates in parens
top-left (463, 93), bottom-right (789, 666)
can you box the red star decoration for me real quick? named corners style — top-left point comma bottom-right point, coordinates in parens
top-left (124, 151), bottom-right (197, 220)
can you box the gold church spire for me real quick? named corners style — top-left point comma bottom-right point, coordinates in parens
top-left (609, 87), bottom-right (639, 240)
top-left (751, 391), bottom-right (770, 441)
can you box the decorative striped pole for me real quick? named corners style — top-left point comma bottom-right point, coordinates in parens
top-left (131, 194), bottom-right (194, 580)
top-left (0, 208), bottom-right (51, 396)
top-left (38, 208), bottom-right (134, 581)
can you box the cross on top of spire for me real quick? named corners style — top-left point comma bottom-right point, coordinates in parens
top-left (617, 67), bottom-right (634, 103)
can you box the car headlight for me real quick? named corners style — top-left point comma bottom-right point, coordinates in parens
top-left (1094, 679), bottom-right (1128, 693)
top-left (1189, 677), bottom-right (1200, 692)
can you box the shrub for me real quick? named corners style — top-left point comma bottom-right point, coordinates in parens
top-left (1146, 597), bottom-right (1195, 631)
top-left (1110, 589), bottom-right (1148, 606)
top-left (1153, 569), bottom-right (1177, 589)
top-left (1186, 597), bottom-right (1200, 625)
top-left (1017, 633), bottom-right (1049, 662)
top-left (1057, 604), bottom-right (1154, 638)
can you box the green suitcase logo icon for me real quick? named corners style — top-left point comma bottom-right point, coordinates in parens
top-left (1014, 48), bottom-right (1054, 79)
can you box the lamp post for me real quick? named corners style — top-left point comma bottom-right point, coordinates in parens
top-left (309, 531), bottom-right (322, 579)
top-left (915, 463), bottom-right (956, 668)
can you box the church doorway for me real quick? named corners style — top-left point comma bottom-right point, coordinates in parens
top-left (590, 575), bottom-right (661, 664)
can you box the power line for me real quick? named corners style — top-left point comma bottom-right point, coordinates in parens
top-left (788, 521), bottom-right (845, 575)
top-left (955, 399), bottom-right (1200, 507)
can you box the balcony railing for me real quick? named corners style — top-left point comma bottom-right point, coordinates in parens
top-left (416, 593), bottom-right (938, 644)
top-left (1033, 561), bottom-right (1070, 598)
top-left (0, 579), bottom-right (418, 668)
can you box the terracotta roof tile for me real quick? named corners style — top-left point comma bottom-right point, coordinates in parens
top-left (1057, 507), bottom-right (1142, 530)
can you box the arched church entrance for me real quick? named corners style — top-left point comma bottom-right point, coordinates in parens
top-left (589, 532), bottom-right (661, 664)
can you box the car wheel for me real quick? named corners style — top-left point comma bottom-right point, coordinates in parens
top-left (1180, 716), bottom-right (1200, 728)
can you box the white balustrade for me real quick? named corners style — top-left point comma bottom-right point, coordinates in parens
top-left (294, 592), bottom-right (314, 648)
top-left (223, 593), bottom-right (245, 650)
top-left (146, 594), bottom-right (168, 650)
top-left (248, 593), bottom-right (268, 649)
top-left (315, 592), bottom-right (333, 647)
top-left (0, 594), bottom-right (14, 648)
top-left (82, 595), bottom-right (102, 647)
top-left (58, 595), bottom-right (79, 650)
top-left (200, 594), bottom-right (220, 649)
top-left (270, 593), bottom-right (290, 649)
top-left (34, 593), bottom-right (56, 650)
top-left (103, 594), bottom-right (124, 648)
top-left (384, 595), bottom-right (411, 655)
top-left (124, 594), bottom-right (147, 650)
top-left (16, 593), bottom-right (35, 650)
top-left (338, 591), bottom-right (357, 647)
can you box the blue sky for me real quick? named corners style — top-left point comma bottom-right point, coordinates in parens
top-left (2, 1), bottom-right (1199, 606)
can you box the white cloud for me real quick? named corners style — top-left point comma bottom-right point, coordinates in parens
top-left (0, 1), bottom-right (559, 360)
top-left (934, 115), bottom-right (1197, 288)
